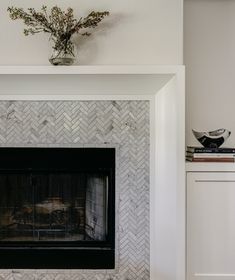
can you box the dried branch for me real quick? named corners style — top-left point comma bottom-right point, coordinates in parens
top-left (8, 6), bottom-right (109, 38)
top-left (7, 6), bottom-right (110, 60)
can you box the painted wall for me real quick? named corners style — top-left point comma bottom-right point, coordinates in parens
top-left (184, 0), bottom-right (235, 147)
top-left (0, 0), bottom-right (183, 65)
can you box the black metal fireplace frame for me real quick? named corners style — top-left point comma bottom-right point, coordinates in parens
top-left (0, 148), bottom-right (115, 269)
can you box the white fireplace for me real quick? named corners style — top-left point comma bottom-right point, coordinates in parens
top-left (0, 65), bottom-right (185, 280)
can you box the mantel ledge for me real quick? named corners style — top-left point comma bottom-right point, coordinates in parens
top-left (0, 65), bottom-right (184, 75)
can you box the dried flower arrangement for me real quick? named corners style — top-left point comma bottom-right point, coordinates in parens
top-left (8, 6), bottom-right (109, 65)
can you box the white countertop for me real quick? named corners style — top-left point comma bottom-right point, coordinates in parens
top-left (186, 162), bottom-right (235, 172)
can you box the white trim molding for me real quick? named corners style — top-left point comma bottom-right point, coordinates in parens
top-left (0, 65), bottom-right (185, 280)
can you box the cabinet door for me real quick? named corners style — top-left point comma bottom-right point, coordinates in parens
top-left (187, 172), bottom-right (235, 280)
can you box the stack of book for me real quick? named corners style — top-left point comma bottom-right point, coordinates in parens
top-left (186, 146), bottom-right (235, 162)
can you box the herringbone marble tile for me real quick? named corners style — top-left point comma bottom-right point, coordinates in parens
top-left (0, 101), bottom-right (150, 280)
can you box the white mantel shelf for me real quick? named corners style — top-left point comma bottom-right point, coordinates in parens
top-left (0, 65), bottom-right (184, 97)
top-left (0, 65), bottom-right (183, 75)
top-left (186, 162), bottom-right (235, 172)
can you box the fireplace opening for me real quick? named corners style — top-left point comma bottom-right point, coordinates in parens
top-left (0, 148), bottom-right (115, 269)
top-left (0, 172), bottom-right (109, 243)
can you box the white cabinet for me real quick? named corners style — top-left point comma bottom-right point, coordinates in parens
top-left (187, 165), bottom-right (235, 280)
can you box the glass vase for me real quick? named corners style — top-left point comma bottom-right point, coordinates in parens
top-left (48, 36), bottom-right (77, 66)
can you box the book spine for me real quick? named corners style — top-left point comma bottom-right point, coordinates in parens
top-left (186, 157), bottom-right (235, 162)
top-left (187, 153), bottom-right (235, 158)
top-left (187, 147), bottom-right (235, 153)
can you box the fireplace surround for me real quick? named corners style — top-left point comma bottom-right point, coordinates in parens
top-left (0, 99), bottom-right (150, 279)
top-left (0, 65), bottom-right (185, 280)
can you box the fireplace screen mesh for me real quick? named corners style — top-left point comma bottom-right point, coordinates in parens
top-left (0, 172), bottom-right (108, 242)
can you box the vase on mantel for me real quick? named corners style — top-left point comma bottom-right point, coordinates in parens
top-left (8, 6), bottom-right (109, 67)
top-left (48, 35), bottom-right (77, 66)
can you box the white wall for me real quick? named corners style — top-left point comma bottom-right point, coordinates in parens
top-left (184, 0), bottom-right (235, 147)
top-left (0, 0), bottom-right (183, 65)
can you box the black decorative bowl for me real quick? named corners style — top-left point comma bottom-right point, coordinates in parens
top-left (192, 128), bottom-right (231, 148)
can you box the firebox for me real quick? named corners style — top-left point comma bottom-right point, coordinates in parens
top-left (0, 148), bottom-right (115, 269)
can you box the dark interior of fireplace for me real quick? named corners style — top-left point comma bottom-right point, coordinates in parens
top-left (0, 172), bottom-right (108, 242)
top-left (0, 148), bottom-right (115, 269)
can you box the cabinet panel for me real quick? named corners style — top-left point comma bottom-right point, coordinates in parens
top-left (187, 172), bottom-right (235, 280)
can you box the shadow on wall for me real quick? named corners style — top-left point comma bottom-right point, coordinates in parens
top-left (74, 13), bottom-right (124, 64)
